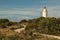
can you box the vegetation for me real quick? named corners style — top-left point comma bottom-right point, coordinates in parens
top-left (0, 17), bottom-right (60, 40)
top-left (26, 17), bottom-right (60, 36)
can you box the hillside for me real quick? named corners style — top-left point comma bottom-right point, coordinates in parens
top-left (0, 17), bottom-right (60, 40)
top-left (25, 17), bottom-right (60, 36)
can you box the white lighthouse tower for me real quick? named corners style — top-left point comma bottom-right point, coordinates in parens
top-left (42, 6), bottom-right (48, 17)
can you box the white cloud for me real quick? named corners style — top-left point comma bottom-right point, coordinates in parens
top-left (0, 10), bottom-right (31, 14)
top-left (0, 6), bottom-right (60, 21)
top-left (0, 6), bottom-right (60, 17)
top-left (47, 6), bottom-right (60, 17)
top-left (0, 9), bottom-right (40, 17)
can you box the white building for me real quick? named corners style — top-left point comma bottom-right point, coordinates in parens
top-left (42, 6), bottom-right (48, 17)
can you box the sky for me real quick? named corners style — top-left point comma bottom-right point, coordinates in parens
top-left (0, 0), bottom-right (60, 21)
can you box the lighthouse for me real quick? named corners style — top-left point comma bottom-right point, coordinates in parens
top-left (42, 6), bottom-right (48, 17)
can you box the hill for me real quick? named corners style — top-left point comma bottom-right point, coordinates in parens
top-left (25, 17), bottom-right (60, 36)
top-left (0, 17), bottom-right (60, 40)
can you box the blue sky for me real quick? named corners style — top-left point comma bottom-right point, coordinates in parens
top-left (0, 0), bottom-right (60, 21)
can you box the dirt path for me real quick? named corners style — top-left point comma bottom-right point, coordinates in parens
top-left (40, 33), bottom-right (60, 40)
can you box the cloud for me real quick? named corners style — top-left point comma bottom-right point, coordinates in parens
top-left (0, 10), bottom-right (32, 14)
top-left (47, 6), bottom-right (60, 17)
top-left (0, 7), bottom-right (41, 21)
top-left (0, 5), bottom-right (60, 21)
top-left (0, 7), bottom-right (40, 17)
top-left (0, 14), bottom-right (35, 22)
